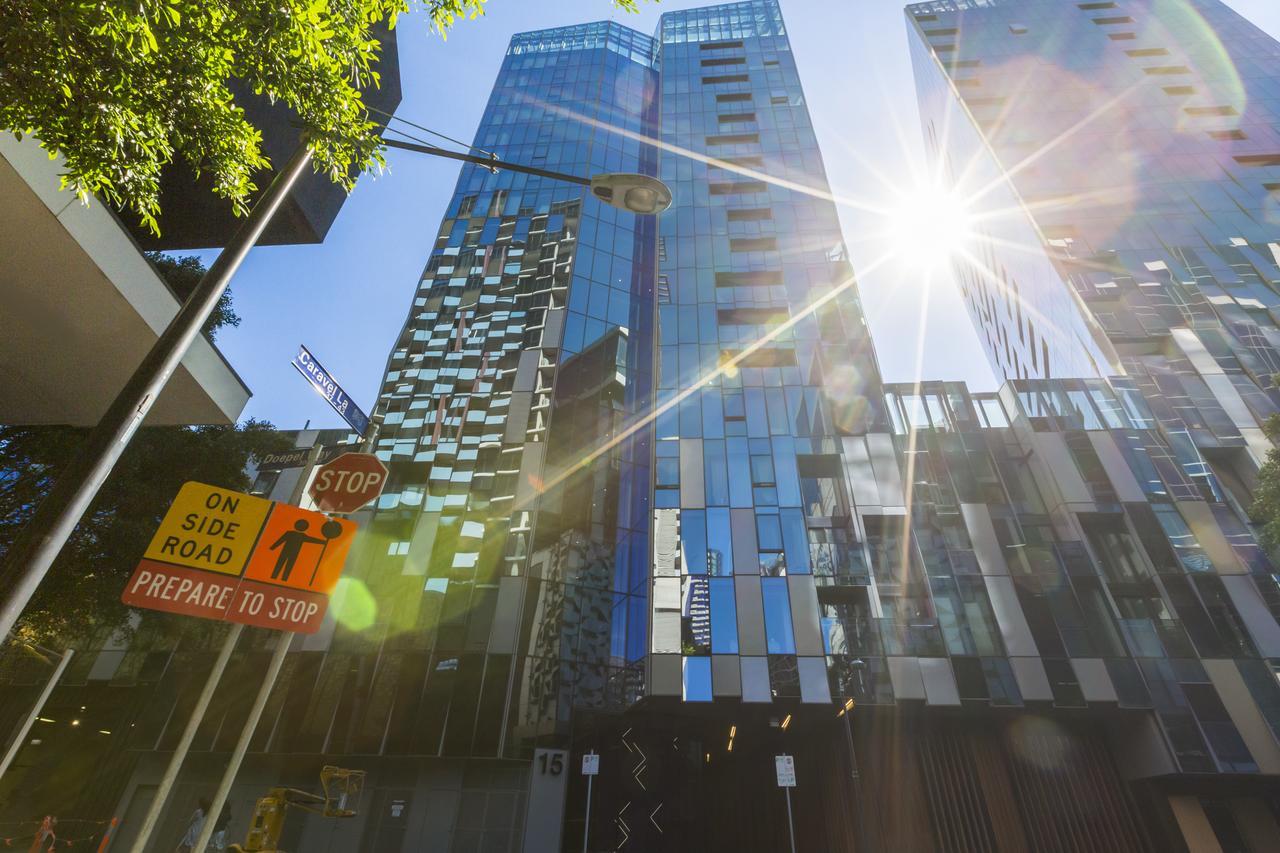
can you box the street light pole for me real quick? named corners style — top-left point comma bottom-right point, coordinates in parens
top-left (0, 144), bottom-right (315, 644)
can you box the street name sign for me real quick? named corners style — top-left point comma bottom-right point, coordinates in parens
top-left (292, 345), bottom-right (370, 434)
top-left (775, 755), bottom-right (796, 788)
top-left (255, 445), bottom-right (348, 472)
top-left (121, 482), bottom-right (356, 633)
top-left (309, 452), bottom-right (388, 514)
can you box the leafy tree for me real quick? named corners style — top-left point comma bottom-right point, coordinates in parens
top-left (1250, 414), bottom-right (1280, 554)
top-left (0, 420), bottom-right (292, 647)
top-left (144, 252), bottom-right (240, 339)
top-left (1, 0), bottom-right (640, 234)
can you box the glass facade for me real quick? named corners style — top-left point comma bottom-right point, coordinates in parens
top-left (7, 2), bottom-right (1280, 851)
top-left (907, 0), bottom-right (1280, 481)
top-left (358, 18), bottom-right (661, 768)
top-left (647, 0), bottom-right (886, 707)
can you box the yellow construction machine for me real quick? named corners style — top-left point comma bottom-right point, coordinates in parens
top-left (228, 766), bottom-right (366, 852)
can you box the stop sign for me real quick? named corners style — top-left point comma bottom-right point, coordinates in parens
top-left (308, 452), bottom-right (388, 514)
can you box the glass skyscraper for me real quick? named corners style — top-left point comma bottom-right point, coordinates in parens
top-left (908, 0), bottom-right (1280, 482)
top-left (8, 2), bottom-right (1280, 851)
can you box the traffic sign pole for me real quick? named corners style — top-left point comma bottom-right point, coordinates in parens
top-left (191, 628), bottom-right (292, 853)
top-left (190, 432), bottom-right (371, 853)
top-left (127, 623), bottom-right (242, 853)
top-left (776, 754), bottom-right (797, 853)
top-left (785, 786), bottom-right (796, 853)
top-left (134, 443), bottom-right (325, 853)
top-left (190, 443), bottom-right (320, 853)
top-left (581, 752), bottom-right (598, 853)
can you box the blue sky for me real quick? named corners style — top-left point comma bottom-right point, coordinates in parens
top-left (202, 0), bottom-right (1280, 431)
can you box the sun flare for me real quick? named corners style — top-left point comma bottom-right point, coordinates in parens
top-left (886, 183), bottom-right (975, 273)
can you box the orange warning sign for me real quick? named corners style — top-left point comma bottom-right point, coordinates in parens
top-left (242, 504), bottom-right (354, 594)
top-left (122, 482), bottom-right (358, 633)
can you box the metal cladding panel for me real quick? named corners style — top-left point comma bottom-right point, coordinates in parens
top-left (1170, 328), bottom-right (1223, 377)
top-left (841, 436), bottom-right (881, 507)
top-left (985, 576), bottom-right (1039, 657)
top-left (730, 509), bottom-right (759, 575)
top-left (921, 655), bottom-right (962, 701)
top-left (1177, 501), bottom-right (1246, 575)
top-left (1009, 657), bottom-right (1054, 702)
top-left (962, 503), bottom-right (1010, 576)
top-left (1202, 659), bottom-right (1280, 774)
top-left (487, 576), bottom-right (524, 653)
top-left (514, 443), bottom-right (546, 512)
top-left (1086, 432), bottom-right (1147, 503)
top-left (1170, 796), bottom-right (1229, 851)
top-left (797, 657), bottom-right (832, 704)
top-left (734, 576), bottom-right (767, 656)
top-left (513, 349), bottom-right (541, 393)
top-left (504, 392), bottom-right (532, 443)
top-left (680, 438), bottom-right (705, 508)
top-left (740, 656), bottom-right (772, 703)
top-left (1072, 659), bottom-right (1119, 704)
top-left (786, 575), bottom-right (824, 656)
top-left (405, 513), bottom-right (439, 577)
top-left (868, 433), bottom-right (905, 507)
top-left (1031, 432), bottom-right (1092, 507)
top-left (1221, 575), bottom-right (1280, 657)
top-left (919, 658), bottom-right (962, 706)
top-left (1203, 373), bottom-right (1258, 432)
top-left (888, 657), bottom-right (927, 701)
top-left (712, 655), bottom-right (742, 697)
top-left (651, 653), bottom-right (683, 697)
top-left (543, 308), bottom-right (565, 349)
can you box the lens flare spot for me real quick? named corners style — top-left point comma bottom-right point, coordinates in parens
top-left (330, 577), bottom-right (377, 632)
top-left (1152, 0), bottom-right (1246, 131)
top-left (826, 362), bottom-right (870, 432)
top-left (1007, 715), bottom-right (1072, 772)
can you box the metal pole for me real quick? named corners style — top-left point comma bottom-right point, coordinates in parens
top-left (0, 648), bottom-right (73, 781)
top-left (841, 711), bottom-right (858, 781)
top-left (842, 709), bottom-right (870, 852)
top-left (191, 629), bottom-right (292, 853)
top-left (0, 144), bottom-right (314, 644)
top-left (190, 425), bottom-right (359, 853)
top-left (785, 784), bottom-right (797, 853)
top-left (581, 768), bottom-right (593, 853)
top-left (127, 623), bottom-right (243, 853)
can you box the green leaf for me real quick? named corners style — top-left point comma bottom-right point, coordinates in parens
top-left (0, 0), bottom-right (631, 232)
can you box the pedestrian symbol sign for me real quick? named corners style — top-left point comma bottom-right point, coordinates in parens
top-left (243, 503), bottom-right (349, 591)
top-left (123, 482), bottom-right (356, 633)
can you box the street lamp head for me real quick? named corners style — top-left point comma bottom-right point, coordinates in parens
top-left (589, 173), bottom-right (673, 215)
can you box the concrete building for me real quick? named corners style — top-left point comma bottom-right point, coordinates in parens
top-left (0, 135), bottom-right (250, 427)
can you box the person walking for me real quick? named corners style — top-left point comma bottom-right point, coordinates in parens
top-left (176, 798), bottom-right (209, 853)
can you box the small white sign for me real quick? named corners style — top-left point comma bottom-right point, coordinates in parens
top-left (775, 754), bottom-right (796, 788)
top-left (582, 753), bottom-right (600, 776)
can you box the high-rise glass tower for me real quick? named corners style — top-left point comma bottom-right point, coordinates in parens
top-left (908, 0), bottom-right (1280, 481)
top-left (15, 3), bottom-right (1280, 852)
